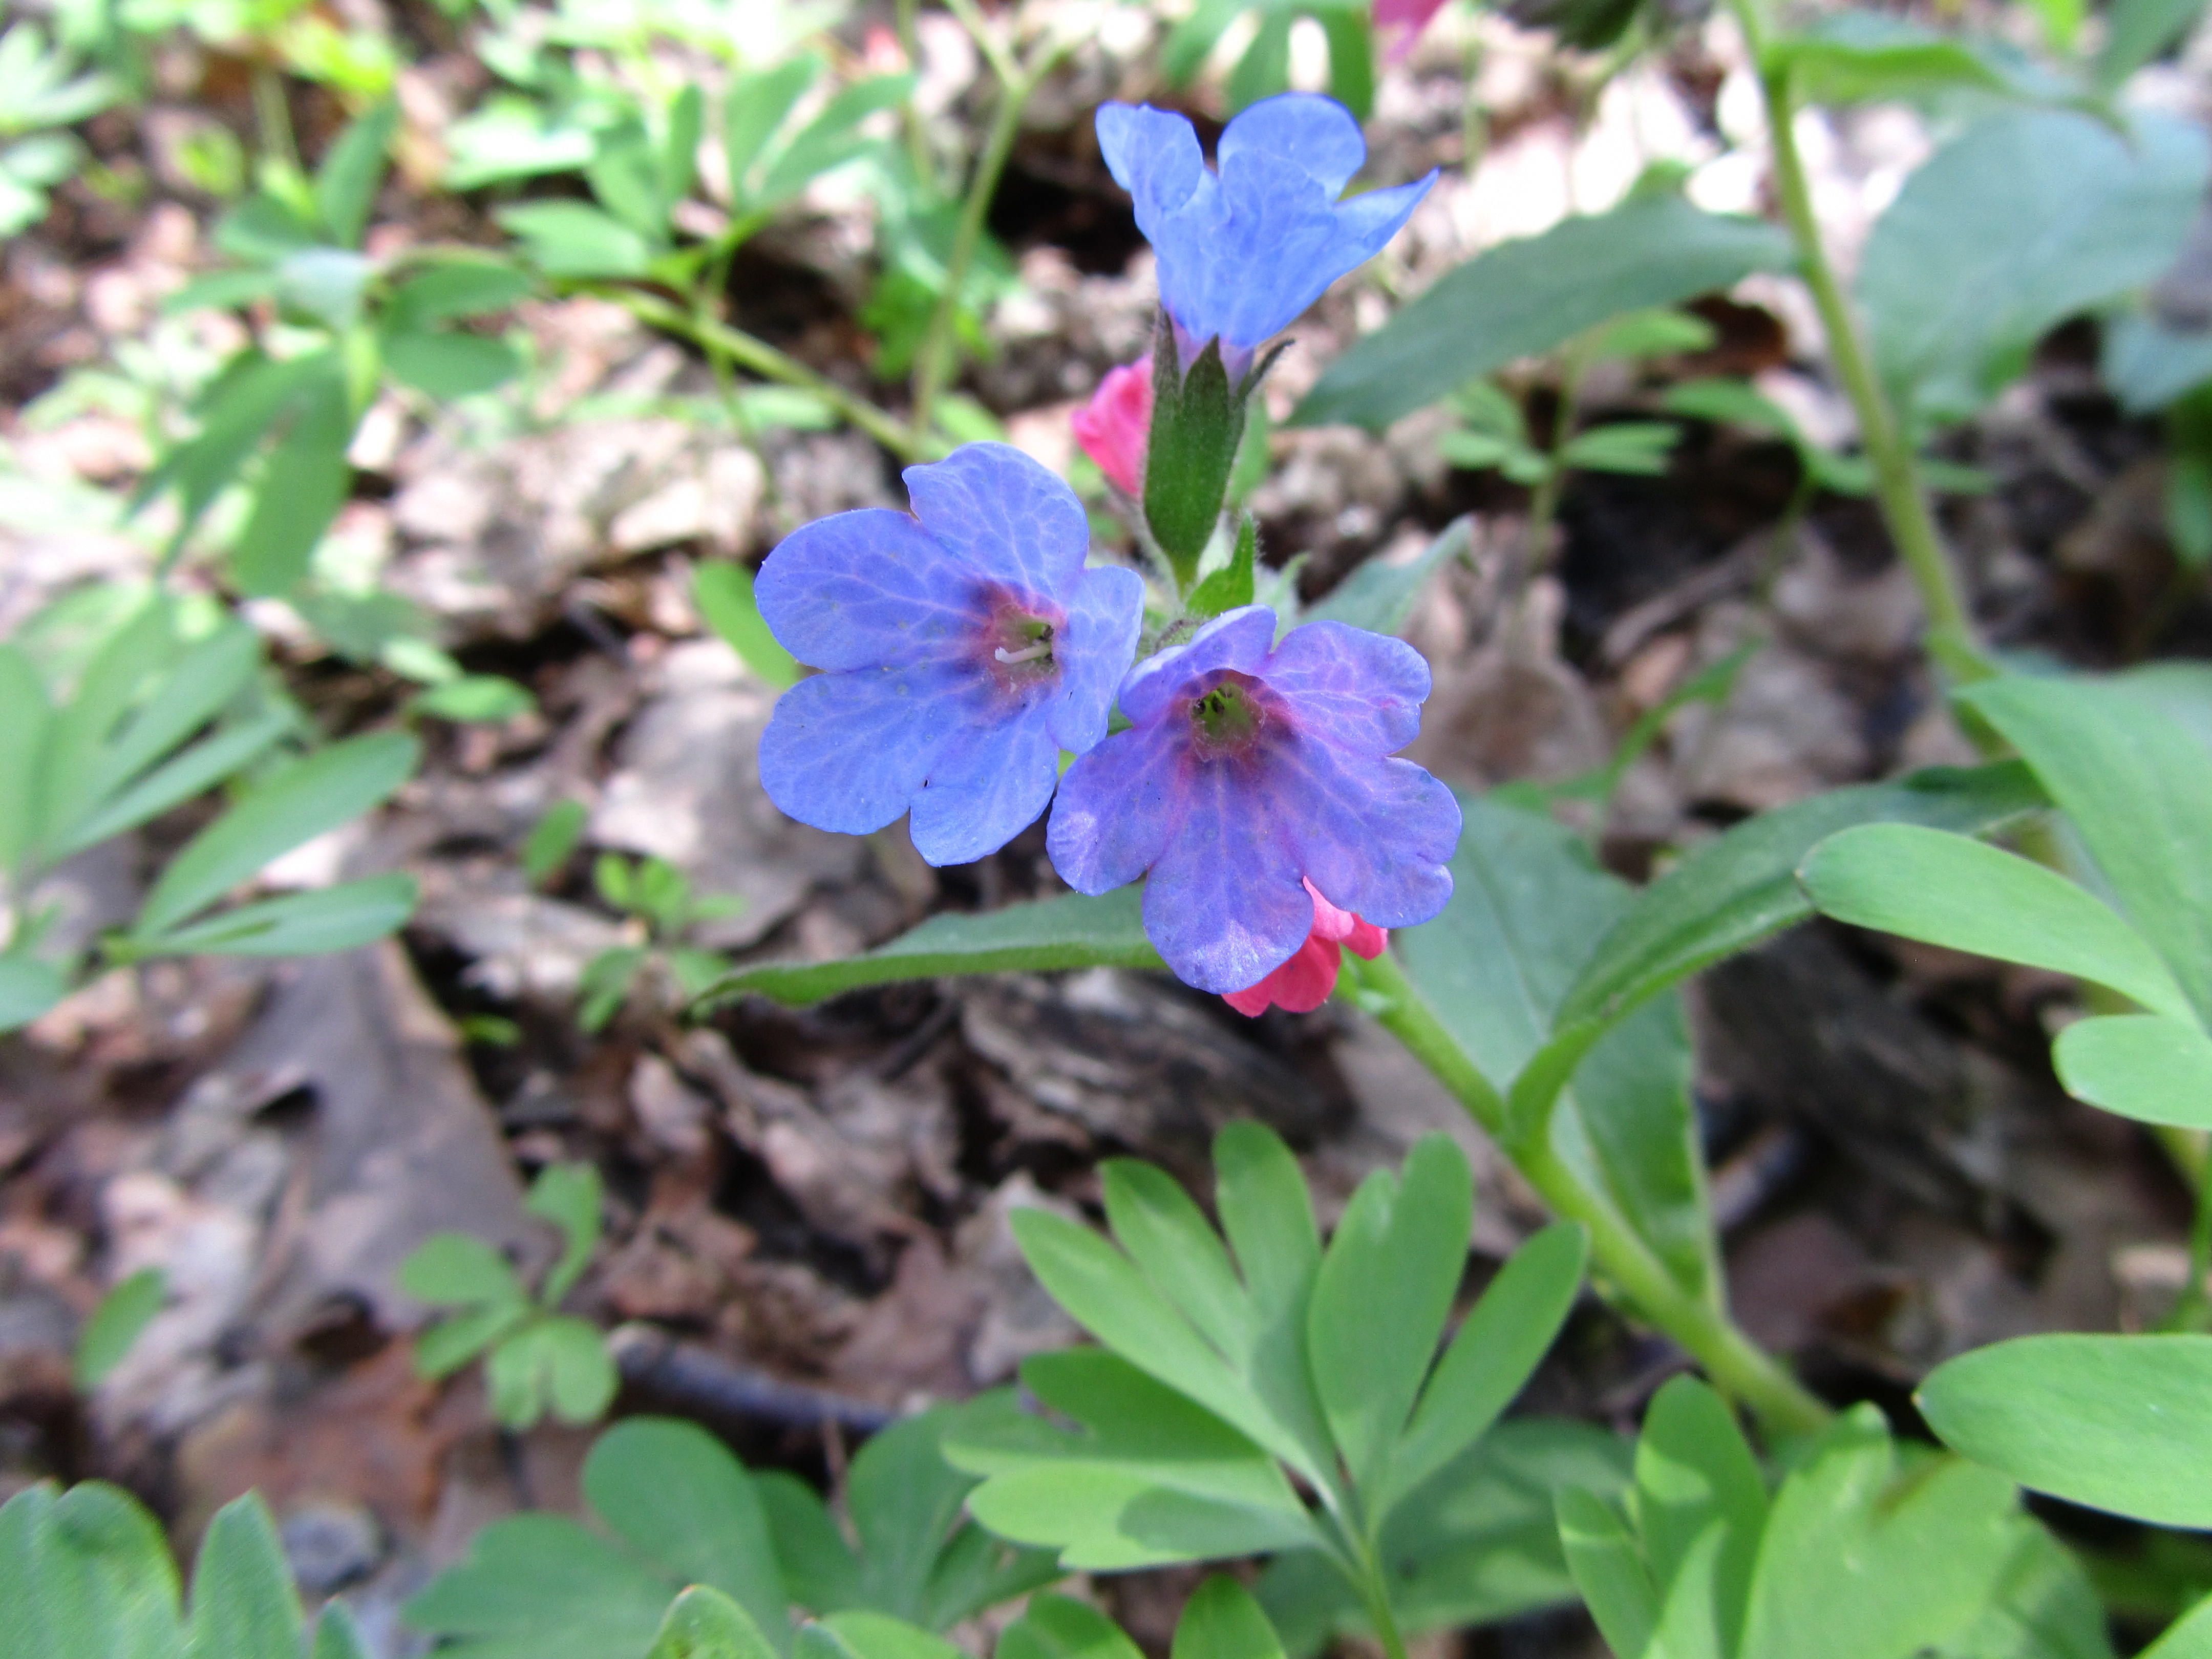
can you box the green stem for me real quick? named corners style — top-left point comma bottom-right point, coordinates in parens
top-left (1352, 1539), bottom-right (1413, 1659)
top-left (606, 288), bottom-right (927, 462)
top-left (2165, 1142), bottom-right (2212, 1332)
top-left (895, 0), bottom-right (935, 186)
top-left (1355, 950), bottom-right (1833, 1437)
top-left (907, 48), bottom-right (1040, 446)
top-left (1746, 41), bottom-right (1986, 674)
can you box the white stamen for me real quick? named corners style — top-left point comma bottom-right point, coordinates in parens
top-left (994, 643), bottom-right (1051, 665)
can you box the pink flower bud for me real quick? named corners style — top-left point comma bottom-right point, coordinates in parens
top-left (1222, 879), bottom-right (1388, 1016)
top-left (1071, 358), bottom-right (1152, 497)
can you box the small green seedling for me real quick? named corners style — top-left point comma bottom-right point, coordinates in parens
top-left (398, 1161), bottom-right (617, 1430)
top-left (578, 852), bottom-right (741, 1033)
top-left (73, 1266), bottom-right (167, 1391)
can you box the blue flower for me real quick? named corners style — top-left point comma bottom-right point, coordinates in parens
top-left (756, 443), bottom-right (1145, 866)
top-left (1046, 606), bottom-right (1460, 992)
top-left (1097, 93), bottom-right (1436, 363)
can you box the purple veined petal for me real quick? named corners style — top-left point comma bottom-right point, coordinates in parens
top-left (756, 508), bottom-right (981, 671)
top-left (758, 661), bottom-right (972, 834)
top-left (1045, 563), bottom-right (1145, 754)
top-left (909, 699), bottom-right (1062, 866)
top-left (1118, 605), bottom-right (1279, 727)
top-left (1210, 152), bottom-right (1401, 348)
top-left (1097, 103), bottom-right (1207, 222)
top-left (1047, 720), bottom-right (1184, 896)
top-left (1277, 743), bottom-right (1460, 928)
top-left (902, 443), bottom-right (1093, 602)
top-left (1139, 760), bottom-right (1313, 992)
top-left (1267, 619), bottom-right (1431, 754)
top-left (1219, 92), bottom-right (1367, 199)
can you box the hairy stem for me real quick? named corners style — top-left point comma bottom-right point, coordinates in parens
top-left (1739, 28), bottom-right (1986, 672)
top-left (606, 288), bottom-right (927, 462)
top-left (1355, 950), bottom-right (1833, 1437)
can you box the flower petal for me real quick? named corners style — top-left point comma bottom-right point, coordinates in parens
top-left (1046, 563), bottom-right (1146, 754)
top-left (902, 442), bottom-right (1091, 602)
top-left (758, 663), bottom-right (968, 834)
top-left (1269, 619), bottom-right (1431, 754)
top-left (1118, 605), bottom-right (1278, 726)
top-left (756, 508), bottom-right (980, 671)
top-left (1223, 931), bottom-right (1343, 1016)
top-left (1278, 745), bottom-right (1460, 928)
top-left (909, 700), bottom-right (1061, 865)
top-left (1047, 719), bottom-right (1182, 895)
top-left (1141, 761), bottom-right (1311, 992)
top-left (1219, 92), bottom-right (1367, 198)
top-left (1098, 102), bottom-right (1207, 220)
top-left (1211, 152), bottom-right (1428, 348)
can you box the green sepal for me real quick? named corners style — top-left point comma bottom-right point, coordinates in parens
top-left (1188, 515), bottom-right (1259, 620)
top-left (1143, 315), bottom-right (1283, 591)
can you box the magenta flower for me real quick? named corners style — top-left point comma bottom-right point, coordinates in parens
top-left (1374, 0), bottom-right (1452, 58)
top-left (1046, 606), bottom-right (1459, 992)
top-left (1222, 880), bottom-right (1387, 1015)
top-left (756, 443), bottom-right (1144, 866)
top-left (1072, 358), bottom-right (1152, 496)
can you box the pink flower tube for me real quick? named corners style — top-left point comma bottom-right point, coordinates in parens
top-left (1222, 879), bottom-right (1388, 1016)
top-left (1071, 358), bottom-right (1152, 496)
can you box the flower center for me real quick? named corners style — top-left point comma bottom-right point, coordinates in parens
top-left (981, 601), bottom-right (1059, 693)
top-left (1189, 672), bottom-right (1267, 756)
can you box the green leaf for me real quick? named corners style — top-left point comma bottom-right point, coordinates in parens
top-left (755, 73), bottom-right (913, 209)
top-left (134, 349), bottom-right (333, 548)
top-left (52, 709), bottom-right (295, 864)
top-left (415, 674), bottom-right (536, 724)
top-left (184, 1493), bottom-right (304, 1659)
top-left (312, 1601), bottom-right (374, 1659)
top-left (1799, 823), bottom-right (2194, 1019)
top-left (1558, 421), bottom-right (1679, 476)
top-left (810, 1611), bottom-right (966, 1659)
top-left (313, 98), bottom-right (397, 248)
top-left (522, 799), bottom-right (588, 885)
top-left (701, 888), bottom-right (1160, 1008)
top-left (694, 563), bottom-right (799, 688)
top-left (1173, 1576), bottom-right (1284, 1659)
top-left (74, 1268), bottom-right (166, 1391)
top-left (1188, 517), bottom-right (1258, 621)
top-left (1303, 518), bottom-right (1470, 637)
top-left (384, 260), bottom-right (534, 329)
top-left (68, 618), bottom-right (261, 837)
top-left (1919, 1334), bottom-right (2212, 1528)
top-left (230, 363), bottom-right (355, 597)
top-left (756, 1473), bottom-right (861, 1615)
top-left (1765, 13), bottom-right (2028, 105)
top-left (843, 1397), bottom-right (1040, 1626)
top-left (584, 1418), bottom-right (789, 1644)
top-left (1102, 1159), bottom-right (1256, 1367)
top-left (1547, 761), bottom-right (2045, 1045)
top-left (1962, 676), bottom-right (2212, 1023)
top-left (1859, 110), bottom-right (2209, 429)
top-left (0, 1480), bottom-right (185, 1659)
top-left (648, 1587), bottom-right (780, 1659)
top-left (725, 57), bottom-right (820, 205)
top-left (1257, 1420), bottom-right (1630, 1653)
top-left (948, 1348), bottom-right (1318, 1570)
top-left (0, 644), bottom-right (51, 870)
top-left (999, 1596), bottom-right (1145, 1659)
top-left (579, 945), bottom-right (646, 1033)
top-left (412, 1303), bottom-right (530, 1379)
top-left (498, 201), bottom-right (654, 279)
top-left (1556, 1487), bottom-right (1660, 1659)
top-left (1738, 1408), bottom-right (2021, 1659)
top-left (2095, 0), bottom-right (2210, 88)
top-left (1307, 1135), bottom-right (1471, 1509)
top-left (2052, 1013), bottom-right (2212, 1128)
top-left (2142, 1592), bottom-right (2212, 1659)
top-left (528, 1161), bottom-right (602, 1308)
top-left (1633, 1377), bottom-right (1767, 1659)
top-left (0, 955), bottom-right (68, 1033)
top-left (133, 732), bottom-right (418, 937)
top-left (381, 329), bottom-right (524, 400)
top-left (403, 1512), bottom-right (675, 1656)
top-left (127, 873), bottom-right (419, 958)
top-left (398, 1232), bottom-right (526, 1309)
top-left (1006, 1211), bottom-right (1312, 1475)
top-left (1384, 1223), bottom-right (1587, 1513)
top-left (482, 1316), bottom-right (614, 1429)
top-left (1293, 197), bottom-right (1793, 430)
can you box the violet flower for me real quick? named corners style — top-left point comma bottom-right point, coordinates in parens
top-left (1096, 93), bottom-right (1436, 373)
top-left (756, 442), bottom-right (1144, 866)
top-left (1047, 606), bottom-right (1459, 992)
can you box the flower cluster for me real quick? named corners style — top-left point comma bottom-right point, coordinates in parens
top-left (753, 92), bottom-right (1457, 1009)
